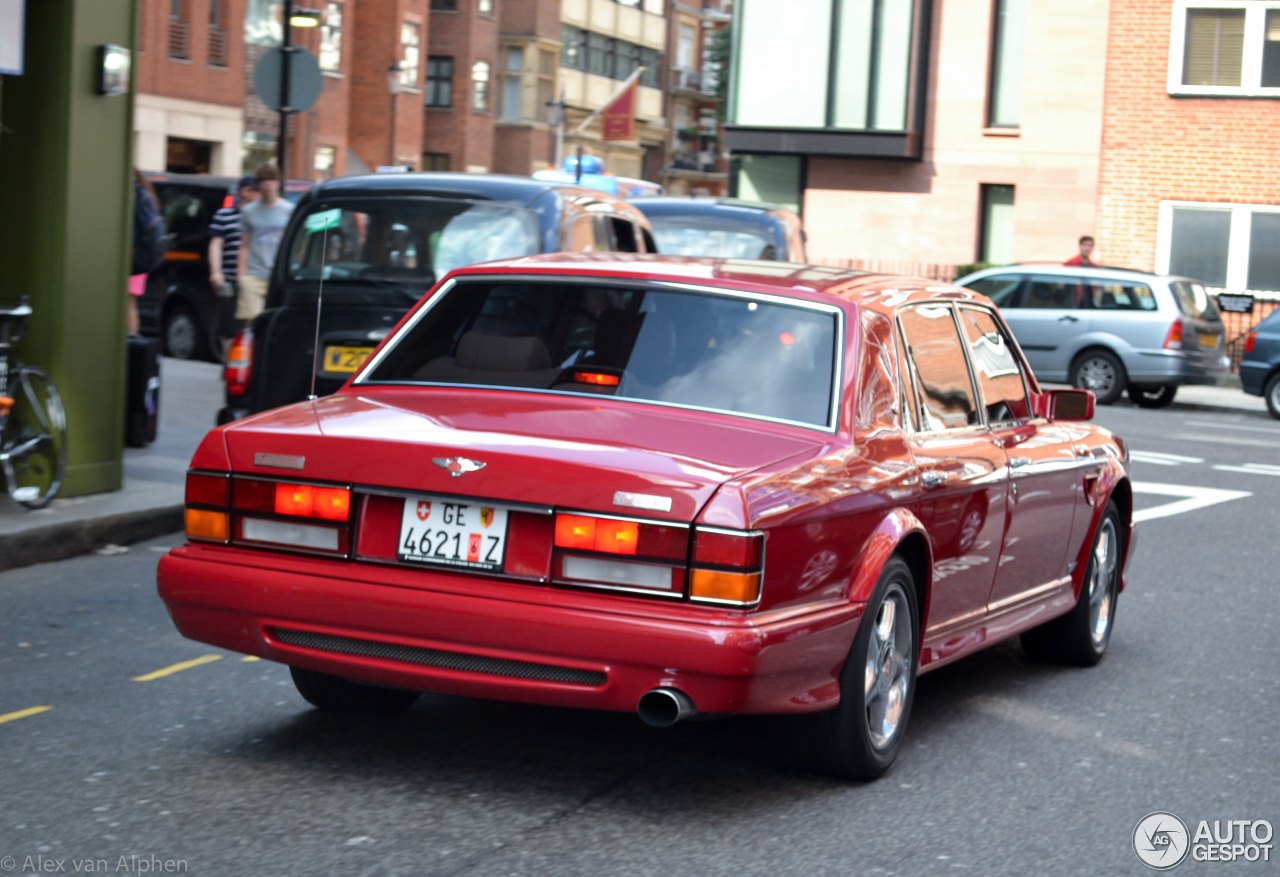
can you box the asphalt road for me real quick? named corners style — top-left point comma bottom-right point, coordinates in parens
top-left (0, 399), bottom-right (1277, 876)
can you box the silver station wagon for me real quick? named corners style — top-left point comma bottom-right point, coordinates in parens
top-left (956, 264), bottom-right (1229, 406)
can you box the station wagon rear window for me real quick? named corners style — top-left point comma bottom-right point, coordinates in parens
top-left (361, 280), bottom-right (839, 428)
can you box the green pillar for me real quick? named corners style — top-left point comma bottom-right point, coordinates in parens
top-left (0, 0), bottom-right (138, 497)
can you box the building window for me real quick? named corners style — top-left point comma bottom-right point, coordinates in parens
top-left (732, 154), bottom-right (802, 214)
top-left (472, 60), bottom-right (491, 112)
top-left (319, 2), bottom-right (342, 72)
top-left (1169, 2), bottom-right (1280, 95)
top-left (677, 22), bottom-right (696, 70)
top-left (562, 25), bottom-right (585, 70)
top-left (587, 32), bottom-right (613, 78)
top-left (208, 0), bottom-right (229, 67)
top-left (423, 153), bottom-right (450, 171)
top-left (478, 0), bottom-right (493, 14)
top-left (426, 56), bottom-right (454, 107)
top-left (501, 46), bottom-right (524, 120)
top-left (401, 22), bottom-right (420, 89)
top-left (315, 145), bottom-right (336, 180)
top-left (538, 47), bottom-right (557, 109)
top-left (987, 0), bottom-right (1026, 127)
top-left (430, 0), bottom-right (457, 9)
top-left (169, 0), bottom-right (190, 60)
top-left (245, 0), bottom-right (282, 46)
top-left (640, 48), bottom-right (661, 87)
top-left (1159, 202), bottom-right (1280, 293)
top-left (979, 184), bottom-right (1015, 264)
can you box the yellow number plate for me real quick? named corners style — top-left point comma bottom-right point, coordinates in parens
top-left (322, 345), bottom-right (373, 373)
top-left (1199, 333), bottom-right (1218, 348)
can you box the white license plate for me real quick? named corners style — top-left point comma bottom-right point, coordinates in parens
top-left (398, 496), bottom-right (509, 571)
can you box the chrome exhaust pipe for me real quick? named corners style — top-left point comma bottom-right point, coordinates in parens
top-left (637, 688), bottom-right (696, 727)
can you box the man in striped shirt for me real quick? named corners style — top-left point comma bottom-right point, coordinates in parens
top-left (208, 176), bottom-right (259, 359)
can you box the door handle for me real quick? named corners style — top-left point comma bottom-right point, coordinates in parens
top-left (1057, 314), bottom-right (1079, 323)
top-left (922, 471), bottom-right (948, 489)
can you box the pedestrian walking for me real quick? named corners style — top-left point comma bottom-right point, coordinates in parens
top-left (236, 163), bottom-right (294, 326)
top-left (129, 169), bottom-right (167, 335)
top-left (208, 175), bottom-right (258, 359)
top-left (1064, 235), bottom-right (1096, 267)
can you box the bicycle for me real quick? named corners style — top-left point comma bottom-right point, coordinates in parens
top-left (0, 296), bottom-right (67, 508)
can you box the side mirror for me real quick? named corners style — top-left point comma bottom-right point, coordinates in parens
top-left (1036, 388), bottom-right (1094, 421)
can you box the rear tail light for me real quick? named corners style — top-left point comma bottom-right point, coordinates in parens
top-left (552, 512), bottom-right (688, 596)
top-left (183, 470), bottom-right (352, 556)
top-left (1245, 331), bottom-right (1257, 353)
top-left (689, 527), bottom-right (765, 606)
top-left (225, 329), bottom-right (254, 397)
top-left (1163, 318), bottom-right (1183, 350)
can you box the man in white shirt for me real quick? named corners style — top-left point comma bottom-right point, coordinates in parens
top-left (236, 163), bottom-right (295, 325)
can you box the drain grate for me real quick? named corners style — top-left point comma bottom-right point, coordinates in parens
top-left (271, 627), bottom-right (607, 686)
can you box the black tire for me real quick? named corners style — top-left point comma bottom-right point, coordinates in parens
top-left (1021, 501), bottom-right (1122, 667)
top-left (1069, 349), bottom-right (1126, 405)
top-left (1265, 373), bottom-right (1280, 420)
top-left (1128, 384), bottom-right (1177, 408)
top-left (3, 367), bottom-right (67, 509)
top-left (783, 557), bottom-right (919, 780)
top-left (162, 303), bottom-right (208, 361)
top-left (289, 666), bottom-right (420, 715)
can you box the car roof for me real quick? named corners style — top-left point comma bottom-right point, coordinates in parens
top-left (143, 171), bottom-right (239, 190)
top-left (444, 253), bottom-right (980, 315)
top-left (962, 263), bottom-right (1197, 284)
top-left (307, 171), bottom-right (634, 208)
top-left (629, 196), bottom-right (796, 217)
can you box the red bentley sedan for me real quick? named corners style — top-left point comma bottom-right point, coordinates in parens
top-left (157, 255), bottom-right (1135, 780)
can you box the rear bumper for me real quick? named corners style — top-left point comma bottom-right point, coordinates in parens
top-left (1126, 349), bottom-right (1229, 386)
top-left (1239, 359), bottom-right (1273, 397)
top-left (156, 545), bottom-right (862, 716)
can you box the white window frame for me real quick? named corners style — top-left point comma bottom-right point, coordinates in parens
top-left (1156, 200), bottom-right (1280, 296)
top-left (1167, 0), bottom-right (1280, 97)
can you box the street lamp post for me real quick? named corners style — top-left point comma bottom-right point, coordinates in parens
top-left (387, 63), bottom-right (403, 167)
top-left (277, 2), bottom-right (321, 179)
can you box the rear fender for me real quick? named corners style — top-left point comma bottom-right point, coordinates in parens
top-left (845, 508), bottom-right (930, 613)
top-left (1074, 463), bottom-right (1134, 597)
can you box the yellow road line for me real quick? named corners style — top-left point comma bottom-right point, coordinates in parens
top-left (240, 656), bottom-right (259, 662)
top-left (0, 706), bottom-right (53, 725)
top-left (133, 654), bottom-right (223, 681)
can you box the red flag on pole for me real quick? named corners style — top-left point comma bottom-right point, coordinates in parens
top-left (601, 73), bottom-right (639, 141)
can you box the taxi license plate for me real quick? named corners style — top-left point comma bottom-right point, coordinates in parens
top-left (322, 345), bottom-right (373, 373)
top-left (398, 496), bottom-right (509, 571)
top-left (1199, 333), bottom-right (1218, 348)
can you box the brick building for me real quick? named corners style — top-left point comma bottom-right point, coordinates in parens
top-left (661, 0), bottom-right (730, 195)
top-left (1097, 0), bottom-right (1280, 299)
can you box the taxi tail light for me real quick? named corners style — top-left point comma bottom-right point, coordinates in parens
top-left (689, 528), bottom-right (765, 606)
top-left (184, 472), bottom-right (231, 542)
top-left (1163, 318), bottom-right (1183, 350)
top-left (225, 329), bottom-right (254, 397)
top-left (552, 513), bottom-right (688, 596)
top-left (184, 471), bottom-right (352, 555)
top-left (1245, 331), bottom-right (1257, 353)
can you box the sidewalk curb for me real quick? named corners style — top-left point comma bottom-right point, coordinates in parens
top-left (0, 505), bottom-right (185, 573)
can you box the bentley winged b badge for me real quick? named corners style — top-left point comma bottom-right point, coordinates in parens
top-left (433, 456), bottom-right (486, 477)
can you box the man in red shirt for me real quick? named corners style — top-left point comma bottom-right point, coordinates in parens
top-left (1065, 235), bottom-right (1095, 266)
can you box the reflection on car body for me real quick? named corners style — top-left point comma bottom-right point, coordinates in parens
top-left (161, 255), bottom-right (1135, 781)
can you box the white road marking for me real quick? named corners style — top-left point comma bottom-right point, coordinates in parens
top-left (1132, 482), bottom-right (1252, 523)
top-left (1183, 418), bottom-right (1280, 435)
top-left (1173, 433), bottom-right (1279, 449)
top-left (969, 695), bottom-right (1151, 760)
top-left (1212, 463), bottom-right (1280, 476)
top-left (1130, 451), bottom-right (1204, 466)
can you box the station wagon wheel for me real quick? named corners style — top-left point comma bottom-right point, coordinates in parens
top-left (1128, 384), bottom-right (1177, 408)
top-left (1021, 501), bottom-right (1122, 667)
top-left (1069, 349), bottom-right (1126, 405)
top-left (163, 302), bottom-right (208, 361)
top-left (1265, 373), bottom-right (1280, 420)
top-left (783, 557), bottom-right (918, 780)
top-left (289, 666), bottom-right (420, 715)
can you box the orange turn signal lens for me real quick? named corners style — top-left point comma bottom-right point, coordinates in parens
top-left (689, 569), bottom-right (761, 605)
top-left (185, 509), bottom-right (230, 541)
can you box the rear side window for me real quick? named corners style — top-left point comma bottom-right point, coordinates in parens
top-left (158, 188), bottom-right (216, 254)
top-left (963, 274), bottom-right (1023, 307)
top-left (363, 280), bottom-right (839, 428)
top-left (1087, 281), bottom-right (1157, 311)
top-left (898, 304), bottom-right (980, 432)
top-left (957, 306), bottom-right (1029, 424)
top-left (1020, 275), bottom-right (1081, 309)
top-left (1170, 280), bottom-right (1222, 320)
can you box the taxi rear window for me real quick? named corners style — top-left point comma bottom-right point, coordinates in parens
top-left (362, 280), bottom-right (839, 428)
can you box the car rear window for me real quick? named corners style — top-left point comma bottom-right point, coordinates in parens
top-left (362, 279), bottom-right (839, 428)
top-left (285, 198), bottom-right (541, 289)
top-left (649, 218), bottom-right (781, 260)
top-left (962, 274), bottom-right (1022, 307)
top-left (1170, 280), bottom-right (1222, 320)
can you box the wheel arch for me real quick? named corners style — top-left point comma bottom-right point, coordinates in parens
top-left (846, 508), bottom-right (932, 640)
top-left (1069, 342), bottom-right (1128, 376)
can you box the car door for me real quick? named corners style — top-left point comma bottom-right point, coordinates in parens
top-left (954, 305), bottom-right (1082, 612)
top-left (897, 303), bottom-right (1009, 636)
top-left (997, 273), bottom-right (1089, 382)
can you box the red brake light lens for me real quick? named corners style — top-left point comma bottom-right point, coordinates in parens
top-left (1245, 331), bottom-right (1257, 353)
top-left (225, 329), bottom-right (254, 397)
top-left (233, 478), bottom-right (350, 521)
top-left (185, 472), bottom-right (229, 507)
top-left (1163, 318), bottom-right (1184, 350)
top-left (572, 371), bottom-right (621, 387)
top-left (693, 529), bottom-right (763, 568)
top-left (554, 513), bottom-right (687, 560)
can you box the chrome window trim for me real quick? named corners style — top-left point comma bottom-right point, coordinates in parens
top-left (357, 484), bottom-right (554, 516)
top-left (351, 273), bottom-right (845, 433)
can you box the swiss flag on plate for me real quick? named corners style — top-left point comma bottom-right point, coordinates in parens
top-left (416, 501), bottom-right (431, 521)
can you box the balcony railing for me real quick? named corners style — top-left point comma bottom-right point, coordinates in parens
top-left (669, 66), bottom-right (716, 95)
top-left (168, 16), bottom-right (190, 60)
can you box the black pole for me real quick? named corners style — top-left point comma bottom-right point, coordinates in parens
top-left (278, 0), bottom-right (293, 179)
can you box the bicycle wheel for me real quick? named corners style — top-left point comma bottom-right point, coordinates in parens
top-left (2, 366), bottom-right (67, 508)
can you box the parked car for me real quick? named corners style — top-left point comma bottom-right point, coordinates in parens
top-left (1239, 308), bottom-right (1280, 418)
top-left (217, 172), bottom-right (658, 423)
top-left (138, 172), bottom-right (313, 361)
top-left (955, 264), bottom-right (1229, 406)
top-left (629, 196), bottom-right (807, 262)
top-left (160, 256), bottom-right (1134, 781)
